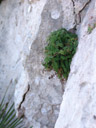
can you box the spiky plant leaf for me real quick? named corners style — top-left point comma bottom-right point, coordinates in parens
top-left (0, 98), bottom-right (23, 128)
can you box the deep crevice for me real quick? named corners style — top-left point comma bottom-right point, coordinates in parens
top-left (78, 0), bottom-right (92, 23)
top-left (71, 0), bottom-right (77, 30)
top-left (18, 84), bottom-right (30, 110)
top-left (71, 0), bottom-right (92, 28)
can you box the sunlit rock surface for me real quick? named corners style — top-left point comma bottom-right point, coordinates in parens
top-left (55, 1), bottom-right (96, 128)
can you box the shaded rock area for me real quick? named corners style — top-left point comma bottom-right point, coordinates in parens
top-left (0, 0), bottom-right (92, 128)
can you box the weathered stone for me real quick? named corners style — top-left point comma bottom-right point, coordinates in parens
top-left (55, 1), bottom-right (96, 128)
top-left (51, 10), bottom-right (61, 20)
top-left (0, 0), bottom-right (93, 128)
top-left (61, 0), bottom-right (75, 29)
top-left (15, 0), bottom-right (76, 127)
top-left (74, 0), bottom-right (91, 25)
top-left (41, 103), bottom-right (52, 115)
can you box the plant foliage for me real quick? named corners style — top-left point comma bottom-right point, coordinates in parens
top-left (88, 23), bottom-right (96, 34)
top-left (43, 28), bottom-right (78, 79)
top-left (0, 97), bottom-right (23, 128)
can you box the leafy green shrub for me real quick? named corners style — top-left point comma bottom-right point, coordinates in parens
top-left (43, 28), bottom-right (78, 79)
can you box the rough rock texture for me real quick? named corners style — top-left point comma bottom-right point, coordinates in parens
top-left (55, 0), bottom-right (96, 128)
top-left (74, 0), bottom-right (91, 25)
top-left (0, 0), bottom-right (92, 128)
top-left (0, 0), bottom-right (47, 100)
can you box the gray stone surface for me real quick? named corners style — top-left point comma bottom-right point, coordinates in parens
top-left (0, 0), bottom-right (92, 128)
top-left (0, 0), bottom-right (24, 101)
top-left (55, 0), bottom-right (96, 128)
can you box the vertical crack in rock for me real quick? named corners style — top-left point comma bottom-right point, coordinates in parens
top-left (78, 0), bottom-right (92, 23)
top-left (71, 0), bottom-right (92, 28)
top-left (60, 80), bottom-right (65, 93)
top-left (71, 0), bottom-right (77, 29)
top-left (18, 84), bottom-right (30, 110)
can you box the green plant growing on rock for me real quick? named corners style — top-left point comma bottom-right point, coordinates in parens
top-left (88, 23), bottom-right (96, 34)
top-left (43, 28), bottom-right (78, 80)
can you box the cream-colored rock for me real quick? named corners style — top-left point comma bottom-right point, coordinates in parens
top-left (55, 1), bottom-right (96, 128)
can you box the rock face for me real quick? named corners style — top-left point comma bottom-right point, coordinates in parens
top-left (55, 0), bottom-right (96, 128)
top-left (0, 0), bottom-right (92, 128)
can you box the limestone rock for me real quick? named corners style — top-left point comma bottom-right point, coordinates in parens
top-left (0, 0), bottom-right (93, 128)
top-left (74, 0), bottom-right (91, 14)
top-left (55, 1), bottom-right (96, 128)
top-left (19, 0), bottom-right (75, 127)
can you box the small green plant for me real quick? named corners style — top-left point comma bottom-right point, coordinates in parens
top-left (88, 23), bottom-right (96, 34)
top-left (43, 28), bottom-right (78, 79)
